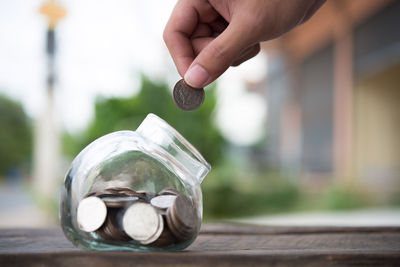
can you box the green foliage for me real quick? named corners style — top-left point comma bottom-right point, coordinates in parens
top-left (202, 163), bottom-right (300, 220)
top-left (389, 193), bottom-right (400, 206)
top-left (0, 94), bottom-right (32, 176)
top-left (321, 184), bottom-right (369, 210)
top-left (64, 75), bottom-right (225, 165)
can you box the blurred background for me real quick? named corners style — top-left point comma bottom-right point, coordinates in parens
top-left (0, 0), bottom-right (399, 228)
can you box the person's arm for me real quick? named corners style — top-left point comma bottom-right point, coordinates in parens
top-left (164, 0), bottom-right (326, 88)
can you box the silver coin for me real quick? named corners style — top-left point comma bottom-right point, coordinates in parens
top-left (101, 195), bottom-right (139, 208)
top-left (150, 195), bottom-right (177, 210)
top-left (173, 79), bottom-right (205, 111)
top-left (140, 216), bottom-right (164, 245)
top-left (77, 196), bottom-right (107, 232)
top-left (122, 202), bottom-right (162, 242)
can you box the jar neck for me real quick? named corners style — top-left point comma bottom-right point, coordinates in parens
top-left (136, 114), bottom-right (211, 184)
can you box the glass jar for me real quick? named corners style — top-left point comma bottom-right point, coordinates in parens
top-left (60, 113), bottom-right (211, 251)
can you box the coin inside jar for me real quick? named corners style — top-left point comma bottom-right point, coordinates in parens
top-left (140, 217), bottom-right (164, 245)
top-left (122, 202), bottom-right (163, 243)
top-left (100, 195), bottom-right (139, 208)
top-left (158, 188), bottom-right (180, 196)
top-left (77, 186), bottom-right (199, 247)
top-left (149, 226), bottom-right (176, 247)
top-left (103, 187), bottom-right (129, 194)
top-left (77, 196), bottom-right (107, 232)
top-left (136, 190), bottom-right (156, 202)
top-left (173, 79), bottom-right (205, 111)
top-left (97, 209), bottom-right (131, 241)
top-left (173, 195), bottom-right (197, 229)
top-left (166, 195), bottom-right (197, 240)
top-left (150, 195), bottom-right (177, 210)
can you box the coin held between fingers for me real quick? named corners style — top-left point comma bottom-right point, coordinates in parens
top-left (173, 79), bottom-right (205, 111)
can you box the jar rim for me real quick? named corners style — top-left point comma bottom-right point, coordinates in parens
top-left (142, 113), bottom-right (211, 175)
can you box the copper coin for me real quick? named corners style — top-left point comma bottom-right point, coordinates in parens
top-left (173, 195), bottom-right (197, 229)
top-left (103, 188), bottom-right (121, 194)
top-left (165, 196), bottom-right (196, 241)
top-left (166, 207), bottom-right (184, 240)
top-left (84, 192), bottom-right (97, 198)
top-left (158, 188), bottom-right (180, 196)
top-left (149, 220), bottom-right (177, 247)
top-left (173, 79), bottom-right (205, 111)
top-left (97, 209), bottom-right (131, 241)
top-left (117, 188), bottom-right (137, 196)
top-left (104, 187), bottom-right (132, 194)
top-left (171, 203), bottom-right (195, 239)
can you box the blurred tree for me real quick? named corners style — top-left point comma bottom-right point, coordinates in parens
top-left (64, 75), bottom-right (226, 165)
top-left (202, 164), bottom-right (300, 219)
top-left (0, 94), bottom-right (32, 177)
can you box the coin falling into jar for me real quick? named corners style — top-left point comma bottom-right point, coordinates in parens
top-left (173, 79), bottom-right (205, 111)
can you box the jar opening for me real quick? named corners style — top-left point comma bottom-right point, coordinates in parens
top-left (137, 113), bottom-right (211, 183)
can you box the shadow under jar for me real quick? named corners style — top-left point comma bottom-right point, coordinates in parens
top-left (60, 113), bottom-right (210, 251)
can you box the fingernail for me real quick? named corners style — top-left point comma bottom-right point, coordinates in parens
top-left (184, 64), bottom-right (209, 88)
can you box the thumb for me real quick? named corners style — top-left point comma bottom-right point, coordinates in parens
top-left (184, 21), bottom-right (253, 88)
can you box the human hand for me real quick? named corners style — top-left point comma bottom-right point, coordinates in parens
top-left (164, 0), bottom-right (325, 88)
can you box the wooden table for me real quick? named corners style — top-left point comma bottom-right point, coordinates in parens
top-left (1, 224), bottom-right (400, 266)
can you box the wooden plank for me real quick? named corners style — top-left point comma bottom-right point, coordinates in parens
top-left (2, 251), bottom-right (400, 267)
top-left (201, 223), bottom-right (400, 235)
top-left (1, 225), bottom-right (400, 266)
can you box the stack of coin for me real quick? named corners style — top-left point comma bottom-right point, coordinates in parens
top-left (97, 208), bottom-right (131, 241)
top-left (76, 187), bottom-right (199, 247)
top-left (166, 195), bottom-right (197, 240)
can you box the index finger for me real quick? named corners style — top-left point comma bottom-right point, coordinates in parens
top-left (163, 1), bottom-right (198, 77)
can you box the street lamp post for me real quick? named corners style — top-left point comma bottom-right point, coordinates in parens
top-left (33, 0), bottom-right (66, 201)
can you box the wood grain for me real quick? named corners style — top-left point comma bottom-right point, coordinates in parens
top-left (1, 224), bottom-right (400, 266)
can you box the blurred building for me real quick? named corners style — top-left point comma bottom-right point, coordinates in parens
top-left (257, 0), bottom-right (400, 196)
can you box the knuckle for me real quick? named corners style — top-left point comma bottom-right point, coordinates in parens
top-left (208, 43), bottom-right (229, 61)
top-left (162, 28), bottom-right (170, 44)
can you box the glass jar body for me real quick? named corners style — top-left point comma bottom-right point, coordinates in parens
top-left (60, 114), bottom-right (209, 251)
